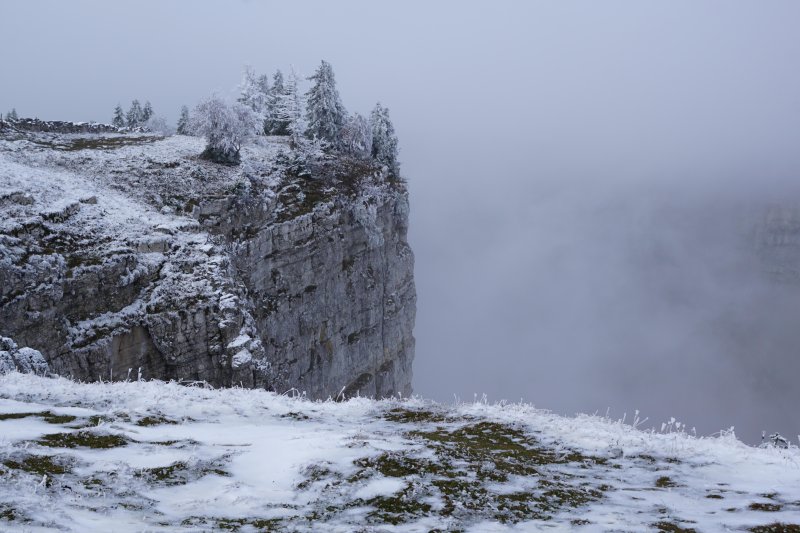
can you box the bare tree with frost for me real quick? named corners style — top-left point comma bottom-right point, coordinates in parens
top-left (189, 95), bottom-right (258, 165)
top-left (370, 102), bottom-right (400, 177)
top-left (305, 60), bottom-right (347, 145)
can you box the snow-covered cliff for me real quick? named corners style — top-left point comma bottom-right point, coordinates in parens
top-left (0, 128), bottom-right (415, 399)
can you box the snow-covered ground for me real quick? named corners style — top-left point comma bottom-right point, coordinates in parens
top-left (1, 373), bottom-right (799, 532)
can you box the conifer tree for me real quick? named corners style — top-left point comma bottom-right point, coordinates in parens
top-left (370, 103), bottom-right (400, 177)
top-left (126, 100), bottom-right (143, 128)
top-left (305, 60), bottom-right (347, 145)
top-left (7, 108), bottom-right (18, 121)
top-left (176, 105), bottom-right (190, 135)
top-left (265, 70), bottom-right (289, 135)
top-left (237, 66), bottom-right (269, 134)
top-left (142, 101), bottom-right (154, 123)
top-left (112, 104), bottom-right (126, 128)
top-left (283, 67), bottom-right (306, 148)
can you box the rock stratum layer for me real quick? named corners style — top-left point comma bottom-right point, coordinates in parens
top-left (0, 129), bottom-right (415, 399)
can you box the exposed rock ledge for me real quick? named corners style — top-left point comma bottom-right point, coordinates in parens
top-left (0, 132), bottom-right (415, 399)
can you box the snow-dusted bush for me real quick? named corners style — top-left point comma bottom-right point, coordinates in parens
top-left (189, 95), bottom-right (258, 165)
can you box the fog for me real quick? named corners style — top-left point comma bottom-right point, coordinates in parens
top-left (3, 1), bottom-right (800, 442)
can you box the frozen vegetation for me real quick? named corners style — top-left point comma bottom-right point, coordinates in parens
top-left (1, 371), bottom-right (800, 531)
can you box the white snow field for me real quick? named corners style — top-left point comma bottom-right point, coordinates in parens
top-left (0, 373), bottom-right (799, 532)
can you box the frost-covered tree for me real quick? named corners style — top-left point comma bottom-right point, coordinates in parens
top-left (7, 108), bottom-right (18, 121)
top-left (176, 105), bottom-right (190, 135)
top-left (189, 95), bottom-right (258, 165)
top-left (112, 104), bottom-right (126, 128)
top-left (305, 60), bottom-right (347, 145)
top-left (272, 67), bottom-right (306, 149)
top-left (238, 66), bottom-right (269, 122)
top-left (126, 100), bottom-right (143, 128)
top-left (265, 70), bottom-right (289, 135)
top-left (370, 103), bottom-right (400, 177)
top-left (340, 113), bottom-right (372, 159)
top-left (146, 115), bottom-right (172, 135)
top-left (142, 101), bottom-right (154, 123)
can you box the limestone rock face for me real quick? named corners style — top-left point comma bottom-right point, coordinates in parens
top-left (0, 133), bottom-right (415, 399)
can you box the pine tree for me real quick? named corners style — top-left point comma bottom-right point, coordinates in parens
top-left (176, 105), bottom-right (190, 135)
top-left (270, 67), bottom-right (306, 148)
top-left (284, 67), bottom-right (306, 148)
top-left (305, 60), bottom-right (347, 145)
top-left (112, 104), bottom-right (126, 128)
top-left (370, 103), bottom-right (400, 177)
top-left (126, 100), bottom-right (143, 128)
top-left (237, 66), bottom-right (269, 131)
top-left (142, 101), bottom-right (154, 123)
top-left (265, 70), bottom-right (289, 135)
top-left (7, 108), bottom-right (18, 121)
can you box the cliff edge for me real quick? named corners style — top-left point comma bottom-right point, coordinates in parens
top-left (0, 129), bottom-right (415, 399)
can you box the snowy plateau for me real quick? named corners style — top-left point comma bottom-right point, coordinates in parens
top-left (1, 372), bottom-right (800, 532)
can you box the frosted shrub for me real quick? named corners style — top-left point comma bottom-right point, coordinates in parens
top-left (190, 95), bottom-right (258, 165)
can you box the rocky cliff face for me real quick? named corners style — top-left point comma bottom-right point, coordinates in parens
top-left (0, 131), bottom-right (415, 399)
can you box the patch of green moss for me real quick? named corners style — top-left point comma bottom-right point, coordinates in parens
top-left (749, 525), bottom-right (800, 533)
top-left (4, 455), bottom-right (69, 482)
top-left (135, 415), bottom-right (179, 427)
top-left (749, 502), bottom-right (783, 512)
top-left (367, 485), bottom-right (431, 525)
top-left (354, 452), bottom-right (443, 480)
top-left (37, 431), bottom-right (129, 449)
top-left (383, 408), bottom-right (448, 424)
top-left (41, 412), bottom-right (78, 424)
top-left (137, 460), bottom-right (230, 486)
top-left (0, 412), bottom-right (40, 421)
top-left (651, 522), bottom-right (698, 533)
top-left (0, 411), bottom-right (76, 424)
top-left (280, 412), bottom-right (310, 421)
top-left (411, 421), bottom-right (577, 482)
top-left (180, 516), bottom-right (283, 531)
top-left (656, 476), bottom-right (677, 488)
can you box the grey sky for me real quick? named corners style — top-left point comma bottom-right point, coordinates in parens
top-left (3, 1), bottom-right (800, 442)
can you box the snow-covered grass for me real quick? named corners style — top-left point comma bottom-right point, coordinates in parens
top-left (1, 373), bottom-right (799, 532)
